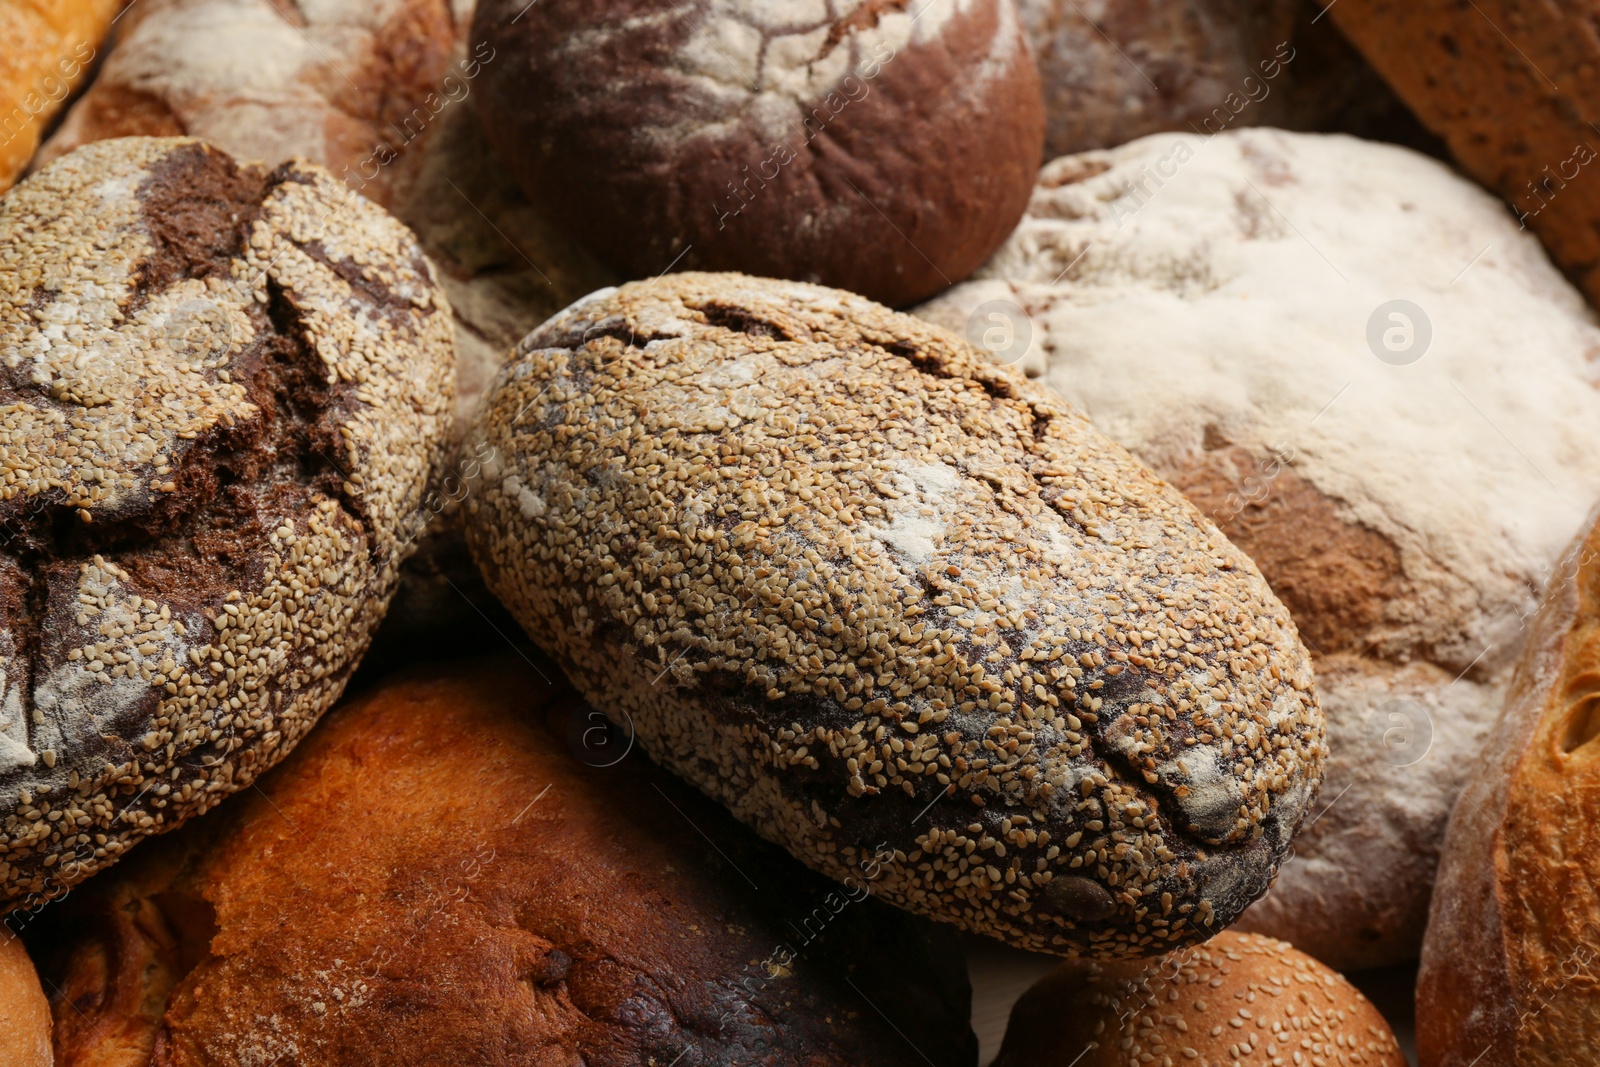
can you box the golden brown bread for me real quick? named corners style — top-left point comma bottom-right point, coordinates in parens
top-left (994, 930), bottom-right (1405, 1067)
top-left (0, 933), bottom-right (50, 1067)
top-left (31, 658), bottom-right (978, 1066)
top-left (0, 0), bottom-right (122, 192)
top-left (1418, 508), bottom-right (1600, 1066)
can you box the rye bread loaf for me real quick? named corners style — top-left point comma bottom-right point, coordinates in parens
top-left (1416, 509), bottom-right (1600, 1067)
top-left (36, 0), bottom-right (463, 208)
top-left (1327, 0), bottom-right (1600, 309)
top-left (0, 934), bottom-right (49, 1067)
top-left (0, 137), bottom-right (455, 912)
top-left (917, 127), bottom-right (1600, 970)
top-left (32, 658), bottom-right (979, 1067)
top-left (0, 0), bottom-right (123, 192)
top-left (995, 930), bottom-right (1405, 1066)
top-left (470, 0), bottom-right (1045, 307)
top-left (462, 271), bottom-right (1325, 959)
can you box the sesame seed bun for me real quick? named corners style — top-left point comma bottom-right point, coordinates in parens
top-left (995, 930), bottom-right (1406, 1066)
top-left (0, 137), bottom-right (456, 912)
top-left (462, 271), bottom-right (1326, 958)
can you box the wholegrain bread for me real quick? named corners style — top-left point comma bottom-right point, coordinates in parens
top-left (0, 137), bottom-right (455, 911)
top-left (917, 127), bottom-right (1600, 969)
top-left (463, 271), bottom-right (1325, 958)
top-left (1417, 507), bottom-right (1600, 1066)
top-left (35, 658), bottom-right (979, 1067)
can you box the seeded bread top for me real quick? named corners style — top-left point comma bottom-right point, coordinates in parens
top-left (0, 137), bottom-right (455, 910)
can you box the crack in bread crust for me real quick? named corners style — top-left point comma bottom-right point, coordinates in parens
top-left (0, 138), bottom-right (456, 912)
top-left (464, 272), bottom-right (1324, 958)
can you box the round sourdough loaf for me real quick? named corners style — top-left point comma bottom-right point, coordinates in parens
top-left (469, 0), bottom-right (1045, 307)
top-left (463, 271), bottom-right (1325, 958)
top-left (37, 659), bottom-right (978, 1067)
top-left (0, 935), bottom-right (49, 1067)
top-left (0, 137), bottom-right (455, 911)
top-left (994, 930), bottom-right (1405, 1066)
top-left (917, 127), bottom-right (1600, 969)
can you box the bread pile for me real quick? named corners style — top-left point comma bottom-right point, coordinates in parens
top-left (1, 0), bottom-right (1595, 1062)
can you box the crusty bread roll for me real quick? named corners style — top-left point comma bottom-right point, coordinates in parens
top-left (995, 930), bottom-right (1405, 1066)
top-left (1329, 0), bottom-right (1600, 309)
top-left (917, 127), bottom-right (1600, 970)
top-left (470, 0), bottom-right (1045, 307)
top-left (34, 658), bottom-right (978, 1066)
top-left (0, 137), bottom-right (455, 912)
top-left (1417, 507), bottom-right (1600, 1066)
top-left (463, 271), bottom-right (1325, 958)
top-left (0, 0), bottom-right (122, 192)
top-left (0, 935), bottom-right (50, 1067)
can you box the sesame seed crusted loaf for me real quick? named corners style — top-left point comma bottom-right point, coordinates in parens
top-left (462, 272), bottom-right (1325, 958)
top-left (993, 930), bottom-right (1405, 1066)
top-left (0, 137), bottom-right (456, 912)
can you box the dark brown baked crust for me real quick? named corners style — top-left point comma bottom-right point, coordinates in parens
top-left (0, 138), bottom-right (455, 912)
top-left (1418, 511), bottom-right (1600, 1067)
top-left (1328, 0), bottom-right (1600, 307)
top-left (463, 272), bottom-right (1324, 959)
top-left (31, 658), bottom-right (977, 1067)
top-left (469, 0), bottom-right (1044, 307)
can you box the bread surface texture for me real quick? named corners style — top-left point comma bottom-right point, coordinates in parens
top-left (917, 127), bottom-right (1600, 969)
top-left (1417, 507), bottom-right (1600, 1067)
top-left (470, 0), bottom-right (1044, 306)
top-left (0, 136), bottom-right (455, 911)
top-left (463, 271), bottom-right (1324, 958)
top-left (994, 929), bottom-right (1405, 1066)
top-left (0, 933), bottom-right (51, 1067)
top-left (0, 0), bottom-right (122, 191)
top-left (38, 658), bottom-right (979, 1067)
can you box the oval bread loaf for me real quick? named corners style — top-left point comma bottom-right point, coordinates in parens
top-left (463, 272), bottom-right (1325, 958)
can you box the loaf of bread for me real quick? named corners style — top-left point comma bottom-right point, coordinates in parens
top-left (0, 935), bottom-right (49, 1067)
top-left (918, 127), bottom-right (1600, 970)
top-left (995, 930), bottom-right (1405, 1066)
top-left (0, 137), bottom-right (455, 911)
top-left (470, 0), bottom-right (1044, 307)
top-left (1416, 507), bottom-right (1600, 1066)
top-left (32, 658), bottom-right (979, 1066)
top-left (0, 0), bottom-right (122, 192)
top-left (1328, 0), bottom-right (1600, 308)
top-left (37, 0), bottom-right (461, 208)
top-left (463, 271), bottom-right (1325, 958)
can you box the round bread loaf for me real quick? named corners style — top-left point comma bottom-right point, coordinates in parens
top-left (916, 127), bottom-right (1600, 969)
top-left (994, 929), bottom-right (1405, 1066)
top-left (0, 935), bottom-right (49, 1067)
top-left (36, 658), bottom-right (978, 1067)
top-left (462, 271), bottom-right (1325, 958)
top-left (0, 137), bottom-right (456, 911)
top-left (469, 0), bottom-right (1045, 307)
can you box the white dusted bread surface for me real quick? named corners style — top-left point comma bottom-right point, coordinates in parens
top-left (918, 126), bottom-right (1600, 970)
top-left (462, 271), bottom-right (1325, 959)
top-left (1417, 507), bottom-right (1600, 1067)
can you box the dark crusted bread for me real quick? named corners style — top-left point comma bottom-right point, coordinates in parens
top-left (32, 658), bottom-right (978, 1067)
top-left (462, 272), bottom-right (1325, 958)
top-left (0, 138), bottom-right (455, 913)
top-left (1417, 508), bottom-right (1600, 1066)
top-left (470, 0), bottom-right (1045, 307)
top-left (994, 930), bottom-right (1405, 1066)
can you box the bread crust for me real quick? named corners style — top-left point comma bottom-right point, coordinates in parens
top-left (0, 933), bottom-right (50, 1067)
top-left (0, 0), bottom-right (123, 192)
top-left (34, 658), bottom-right (979, 1067)
top-left (0, 137), bottom-right (455, 911)
top-left (470, 0), bottom-right (1045, 307)
top-left (463, 271), bottom-right (1324, 958)
top-left (1418, 508), bottom-right (1600, 1066)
